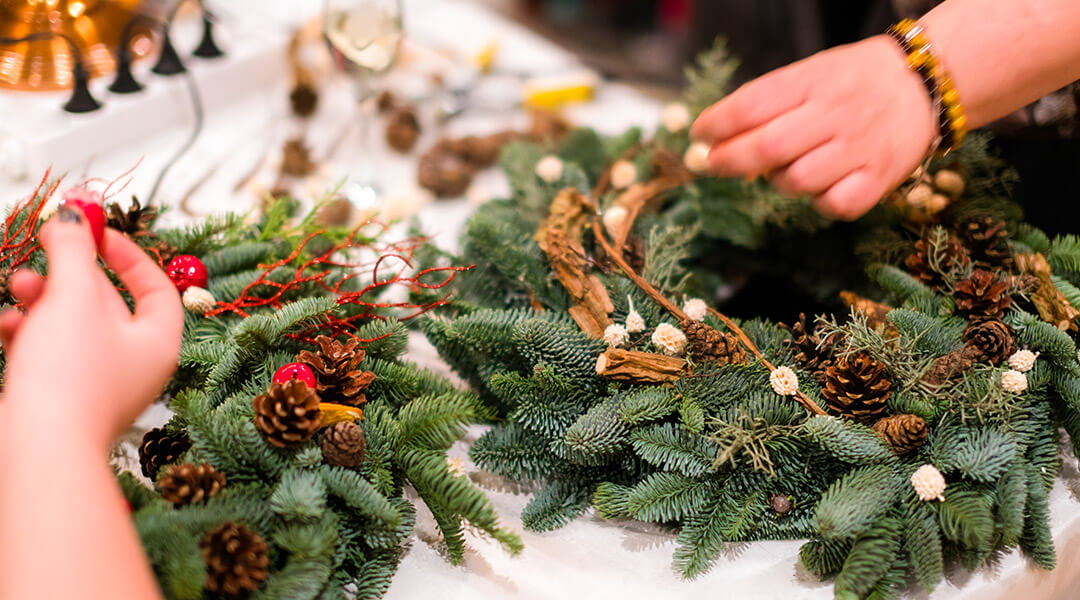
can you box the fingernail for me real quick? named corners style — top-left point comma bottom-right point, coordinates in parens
top-left (56, 205), bottom-right (83, 224)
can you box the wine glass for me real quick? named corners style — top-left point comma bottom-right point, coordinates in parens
top-left (323, 0), bottom-right (404, 206)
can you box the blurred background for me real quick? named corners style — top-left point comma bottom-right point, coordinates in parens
top-left (480, 0), bottom-right (1079, 230)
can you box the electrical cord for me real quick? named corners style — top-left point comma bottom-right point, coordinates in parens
top-left (147, 68), bottom-right (205, 205)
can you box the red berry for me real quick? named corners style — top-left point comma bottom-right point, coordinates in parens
top-left (273, 363), bottom-right (317, 389)
top-left (165, 255), bottom-right (208, 293)
top-left (61, 187), bottom-right (105, 249)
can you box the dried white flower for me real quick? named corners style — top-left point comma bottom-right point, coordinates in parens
top-left (625, 296), bottom-right (646, 333)
top-left (662, 102), bottom-right (691, 132)
top-left (651, 323), bottom-right (687, 356)
top-left (446, 456), bottom-right (467, 478)
top-left (769, 366), bottom-right (799, 396)
top-left (610, 160), bottom-right (638, 190)
top-left (1007, 349), bottom-right (1039, 373)
top-left (1001, 369), bottom-right (1028, 393)
top-left (603, 205), bottom-right (629, 238)
top-left (683, 298), bottom-right (708, 322)
top-left (536, 155), bottom-right (564, 183)
top-left (683, 142), bottom-right (712, 174)
top-left (911, 464), bottom-right (946, 502)
top-left (604, 323), bottom-right (629, 347)
top-left (182, 286), bottom-right (217, 314)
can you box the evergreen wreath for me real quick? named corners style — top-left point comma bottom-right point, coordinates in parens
top-left (0, 183), bottom-right (521, 600)
top-left (416, 41), bottom-right (1080, 597)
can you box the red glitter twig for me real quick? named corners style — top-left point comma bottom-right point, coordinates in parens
top-left (206, 220), bottom-right (473, 343)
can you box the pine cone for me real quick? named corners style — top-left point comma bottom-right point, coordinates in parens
top-left (281, 139), bottom-right (316, 177)
top-left (872, 414), bottom-right (928, 455)
top-left (200, 523), bottom-right (269, 597)
top-left (417, 142), bottom-right (475, 197)
top-left (139, 427), bottom-right (191, 479)
top-left (681, 320), bottom-right (747, 365)
top-left (780, 313), bottom-right (835, 381)
top-left (961, 319), bottom-right (1017, 365)
top-left (0, 267), bottom-right (13, 305)
top-left (321, 421), bottom-right (367, 467)
top-left (821, 353), bottom-right (893, 423)
top-left (297, 335), bottom-right (376, 406)
top-left (954, 269), bottom-right (1012, 320)
top-left (957, 216), bottom-right (1012, 271)
top-left (159, 463), bottom-right (226, 506)
top-left (289, 82), bottom-right (319, 118)
top-left (253, 379), bottom-right (322, 448)
top-left (385, 107), bottom-right (421, 153)
top-left (105, 197), bottom-right (158, 238)
top-left (149, 238), bottom-right (179, 267)
top-left (903, 233), bottom-right (969, 289)
top-left (922, 349), bottom-right (975, 387)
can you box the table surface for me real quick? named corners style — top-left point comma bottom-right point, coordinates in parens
top-left (3, 1), bottom-right (1079, 598)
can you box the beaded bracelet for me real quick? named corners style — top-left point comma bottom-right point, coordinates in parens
top-left (887, 19), bottom-right (967, 157)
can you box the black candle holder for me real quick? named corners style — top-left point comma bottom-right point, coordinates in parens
top-left (152, 29), bottom-right (187, 76)
top-left (63, 63), bottom-right (102, 113)
top-left (193, 15), bottom-right (224, 59)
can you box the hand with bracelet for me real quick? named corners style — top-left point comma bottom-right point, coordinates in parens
top-left (690, 0), bottom-right (1080, 220)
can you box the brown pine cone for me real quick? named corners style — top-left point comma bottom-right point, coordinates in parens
top-left (0, 267), bottom-right (13, 305)
top-left (872, 414), bottom-right (928, 455)
top-left (289, 82), bottom-right (319, 118)
top-left (200, 523), bottom-right (269, 597)
top-left (253, 379), bottom-right (322, 448)
top-left (106, 197), bottom-right (158, 239)
top-left (417, 142), bottom-right (475, 197)
top-left (903, 233), bottom-right (970, 289)
top-left (281, 139), bottom-right (316, 177)
top-left (961, 319), bottom-right (1016, 365)
top-left (821, 353), bottom-right (893, 423)
top-left (139, 427), bottom-right (191, 480)
top-left (386, 107), bottom-right (421, 153)
top-left (954, 269), bottom-right (1013, 320)
top-left (956, 216), bottom-right (1012, 271)
top-left (298, 335), bottom-right (376, 406)
top-left (681, 320), bottom-right (747, 365)
top-left (780, 313), bottom-right (835, 381)
top-left (149, 238), bottom-right (179, 267)
top-left (922, 349), bottom-right (975, 387)
top-left (159, 463), bottom-right (226, 506)
top-left (321, 421), bottom-right (367, 467)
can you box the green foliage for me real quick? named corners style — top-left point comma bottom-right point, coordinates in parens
top-left (804, 416), bottom-right (896, 466)
top-left (814, 465), bottom-right (900, 541)
top-left (833, 513), bottom-right (902, 600)
top-left (682, 37), bottom-right (739, 117)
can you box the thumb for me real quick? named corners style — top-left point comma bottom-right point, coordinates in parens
top-left (40, 205), bottom-right (98, 287)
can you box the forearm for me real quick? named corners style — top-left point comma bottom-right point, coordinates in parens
top-left (923, 0), bottom-right (1080, 128)
top-left (0, 404), bottom-right (162, 600)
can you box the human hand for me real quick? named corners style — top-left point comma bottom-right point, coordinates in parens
top-left (690, 35), bottom-right (937, 220)
top-left (0, 205), bottom-right (183, 448)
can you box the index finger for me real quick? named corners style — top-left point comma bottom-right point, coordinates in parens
top-left (99, 229), bottom-right (183, 331)
top-left (690, 71), bottom-right (807, 144)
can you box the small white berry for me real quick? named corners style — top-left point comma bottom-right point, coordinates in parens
top-left (684, 142), bottom-right (711, 174)
top-left (651, 323), bottom-right (688, 356)
top-left (661, 102), bottom-right (691, 132)
top-left (536, 155), bottom-right (564, 183)
top-left (182, 286), bottom-right (217, 314)
top-left (911, 464), bottom-right (946, 502)
top-left (683, 298), bottom-right (708, 322)
top-left (603, 323), bottom-right (629, 347)
top-left (1007, 349), bottom-right (1039, 373)
top-left (602, 205), bottom-right (629, 238)
top-left (769, 366), bottom-right (800, 396)
top-left (1001, 369), bottom-right (1028, 394)
top-left (610, 160), bottom-right (638, 190)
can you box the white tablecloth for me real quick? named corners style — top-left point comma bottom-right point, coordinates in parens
top-left (2, 1), bottom-right (1079, 598)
